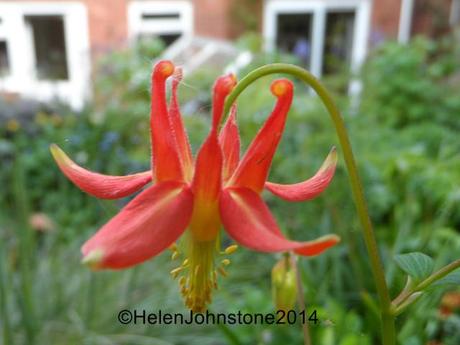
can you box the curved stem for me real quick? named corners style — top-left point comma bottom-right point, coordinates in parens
top-left (392, 258), bottom-right (460, 314)
top-left (392, 277), bottom-right (413, 307)
top-left (291, 253), bottom-right (311, 345)
top-left (224, 64), bottom-right (395, 345)
top-left (416, 258), bottom-right (460, 291)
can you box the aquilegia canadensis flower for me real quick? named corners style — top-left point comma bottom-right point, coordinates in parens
top-left (51, 60), bottom-right (339, 311)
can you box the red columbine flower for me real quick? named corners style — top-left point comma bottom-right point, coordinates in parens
top-left (51, 60), bottom-right (339, 311)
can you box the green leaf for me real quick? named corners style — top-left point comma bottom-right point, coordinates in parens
top-left (395, 252), bottom-right (434, 281)
top-left (432, 270), bottom-right (460, 287)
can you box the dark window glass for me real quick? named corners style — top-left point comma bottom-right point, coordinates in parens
top-left (323, 11), bottom-right (355, 75)
top-left (138, 33), bottom-right (181, 47)
top-left (0, 40), bottom-right (10, 76)
top-left (276, 13), bottom-right (312, 67)
top-left (141, 13), bottom-right (180, 20)
top-left (158, 33), bottom-right (181, 46)
top-left (26, 15), bottom-right (69, 80)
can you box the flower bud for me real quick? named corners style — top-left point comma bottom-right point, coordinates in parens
top-left (271, 255), bottom-right (297, 314)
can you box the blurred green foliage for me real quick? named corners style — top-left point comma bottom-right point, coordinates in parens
top-left (1, 34), bottom-right (460, 345)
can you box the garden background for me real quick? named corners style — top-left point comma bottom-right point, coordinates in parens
top-left (1, 30), bottom-right (460, 344)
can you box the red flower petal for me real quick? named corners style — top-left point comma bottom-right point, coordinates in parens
top-left (265, 147), bottom-right (337, 202)
top-left (192, 73), bottom-right (237, 201)
top-left (211, 74), bottom-right (237, 131)
top-left (190, 134), bottom-right (223, 241)
top-left (188, 75), bottom-right (235, 241)
top-left (50, 144), bottom-right (152, 199)
top-left (229, 79), bottom-right (293, 193)
top-left (219, 105), bottom-right (240, 181)
top-left (81, 181), bottom-right (193, 269)
top-left (219, 187), bottom-right (340, 256)
top-left (192, 134), bottom-right (222, 202)
top-left (169, 68), bottom-right (193, 181)
top-left (150, 60), bottom-right (183, 182)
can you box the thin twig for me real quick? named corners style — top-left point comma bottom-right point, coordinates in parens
top-left (293, 254), bottom-right (311, 345)
top-left (391, 258), bottom-right (460, 315)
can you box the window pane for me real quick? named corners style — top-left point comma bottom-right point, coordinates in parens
top-left (0, 40), bottom-right (10, 76)
top-left (26, 15), bottom-right (69, 80)
top-left (158, 33), bottom-right (181, 46)
top-left (141, 13), bottom-right (180, 20)
top-left (138, 33), bottom-right (181, 47)
top-left (323, 11), bottom-right (355, 75)
top-left (276, 13), bottom-right (312, 67)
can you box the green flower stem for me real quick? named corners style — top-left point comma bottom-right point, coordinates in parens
top-left (291, 253), bottom-right (312, 345)
top-left (393, 292), bottom-right (423, 316)
top-left (13, 153), bottom-right (37, 345)
top-left (416, 258), bottom-right (460, 291)
top-left (391, 277), bottom-right (413, 307)
top-left (0, 240), bottom-right (12, 345)
top-left (391, 258), bottom-right (460, 315)
top-left (224, 64), bottom-right (395, 345)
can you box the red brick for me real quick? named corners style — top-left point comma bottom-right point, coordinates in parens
top-left (371, 0), bottom-right (403, 40)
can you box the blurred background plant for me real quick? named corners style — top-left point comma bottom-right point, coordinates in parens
top-left (1, 33), bottom-right (460, 345)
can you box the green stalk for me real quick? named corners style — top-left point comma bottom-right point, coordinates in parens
top-left (292, 254), bottom-right (312, 345)
top-left (224, 64), bottom-right (395, 345)
top-left (0, 240), bottom-right (12, 345)
top-left (13, 153), bottom-right (37, 345)
top-left (416, 258), bottom-right (460, 291)
top-left (392, 258), bottom-right (460, 315)
top-left (85, 273), bottom-right (97, 329)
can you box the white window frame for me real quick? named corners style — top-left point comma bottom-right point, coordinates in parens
top-left (263, 0), bottom-right (371, 78)
top-left (127, 1), bottom-right (193, 42)
top-left (0, 15), bottom-right (12, 76)
top-left (398, 0), bottom-right (414, 43)
top-left (451, 0), bottom-right (460, 26)
top-left (0, 2), bottom-right (90, 110)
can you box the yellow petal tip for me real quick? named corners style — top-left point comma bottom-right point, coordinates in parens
top-left (320, 147), bottom-right (338, 172)
top-left (49, 144), bottom-right (74, 168)
top-left (81, 249), bottom-right (104, 269)
top-left (49, 143), bottom-right (59, 155)
top-left (326, 234), bottom-right (341, 244)
top-left (158, 60), bottom-right (174, 77)
top-left (50, 143), bottom-right (64, 161)
top-left (270, 79), bottom-right (293, 97)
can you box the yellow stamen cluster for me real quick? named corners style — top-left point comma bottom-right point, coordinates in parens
top-left (169, 237), bottom-right (238, 312)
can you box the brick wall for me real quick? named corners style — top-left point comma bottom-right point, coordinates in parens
top-left (83, 0), bottom-right (128, 55)
top-left (193, 0), bottom-right (233, 39)
top-left (411, 0), bottom-right (453, 37)
top-left (229, 0), bottom-right (263, 38)
top-left (193, 0), bottom-right (262, 39)
top-left (370, 0), bottom-right (402, 43)
top-left (369, 0), bottom-right (454, 44)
